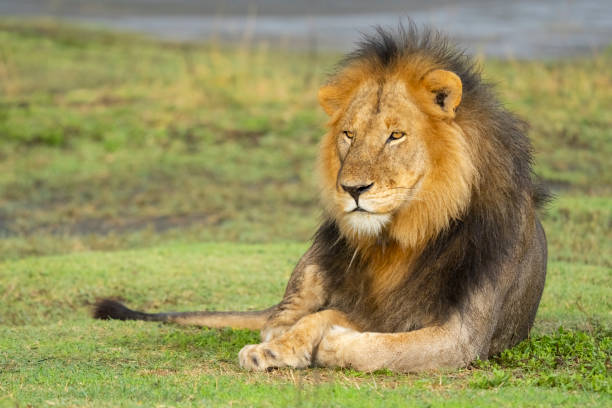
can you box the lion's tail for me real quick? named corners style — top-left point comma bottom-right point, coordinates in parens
top-left (92, 299), bottom-right (274, 330)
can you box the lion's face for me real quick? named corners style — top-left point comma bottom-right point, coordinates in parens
top-left (331, 78), bottom-right (429, 236)
top-left (318, 65), bottom-right (475, 246)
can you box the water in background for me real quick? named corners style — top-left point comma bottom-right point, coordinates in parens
top-left (2, 0), bottom-right (611, 58)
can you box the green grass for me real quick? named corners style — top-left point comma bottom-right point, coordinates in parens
top-left (1, 243), bottom-right (610, 406)
top-left (0, 20), bottom-right (610, 407)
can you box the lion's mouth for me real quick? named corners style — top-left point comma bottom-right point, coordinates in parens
top-left (351, 207), bottom-right (369, 213)
top-left (349, 207), bottom-right (388, 215)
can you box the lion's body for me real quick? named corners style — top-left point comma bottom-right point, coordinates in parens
top-left (94, 23), bottom-right (548, 373)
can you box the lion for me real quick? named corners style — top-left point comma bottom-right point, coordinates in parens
top-left (94, 23), bottom-right (549, 373)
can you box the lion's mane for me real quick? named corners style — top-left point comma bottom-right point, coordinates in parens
top-left (314, 22), bottom-right (550, 326)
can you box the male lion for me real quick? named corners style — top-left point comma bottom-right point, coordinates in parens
top-left (94, 24), bottom-right (549, 372)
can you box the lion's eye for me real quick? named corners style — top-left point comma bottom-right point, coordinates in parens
top-left (388, 131), bottom-right (405, 142)
top-left (342, 131), bottom-right (354, 140)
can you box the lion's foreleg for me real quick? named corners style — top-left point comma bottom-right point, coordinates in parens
top-left (315, 320), bottom-right (473, 372)
top-left (240, 309), bottom-right (357, 371)
top-left (316, 290), bottom-right (502, 372)
top-left (261, 260), bottom-right (329, 342)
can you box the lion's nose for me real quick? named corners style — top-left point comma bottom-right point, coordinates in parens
top-left (341, 182), bottom-right (374, 203)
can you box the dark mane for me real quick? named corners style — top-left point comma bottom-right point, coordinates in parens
top-left (342, 21), bottom-right (481, 104)
top-left (315, 22), bottom-right (550, 326)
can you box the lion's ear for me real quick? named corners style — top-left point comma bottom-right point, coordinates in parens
top-left (419, 69), bottom-right (462, 120)
top-left (318, 85), bottom-right (341, 116)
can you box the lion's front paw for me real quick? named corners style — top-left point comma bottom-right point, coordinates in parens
top-left (238, 342), bottom-right (312, 371)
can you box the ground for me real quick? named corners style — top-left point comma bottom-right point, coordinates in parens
top-left (0, 20), bottom-right (610, 407)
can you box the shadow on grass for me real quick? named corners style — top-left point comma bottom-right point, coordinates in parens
top-left (163, 327), bottom-right (260, 362)
top-left (104, 324), bottom-right (260, 363)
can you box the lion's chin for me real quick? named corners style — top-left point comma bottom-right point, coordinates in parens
top-left (342, 212), bottom-right (391, 238)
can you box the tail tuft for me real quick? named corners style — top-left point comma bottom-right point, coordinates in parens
top-left (93, 299), bottom-right (139, 320)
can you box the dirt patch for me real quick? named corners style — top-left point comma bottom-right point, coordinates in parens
top-left (135, 362), bottom-right (438, 390)
top-left (65, 213), bottom-right (224, 235)
top-left (1, 212), bottom-right (225, 237)
top-left (219, 128), bottom-right (267, 146)
top-left (169, 123), bottom-right (267, 153)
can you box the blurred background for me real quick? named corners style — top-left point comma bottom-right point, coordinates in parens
top-left (3, 0), bottom-right (612, 57)
top-left (0, 0), bottom-right (610, 266)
